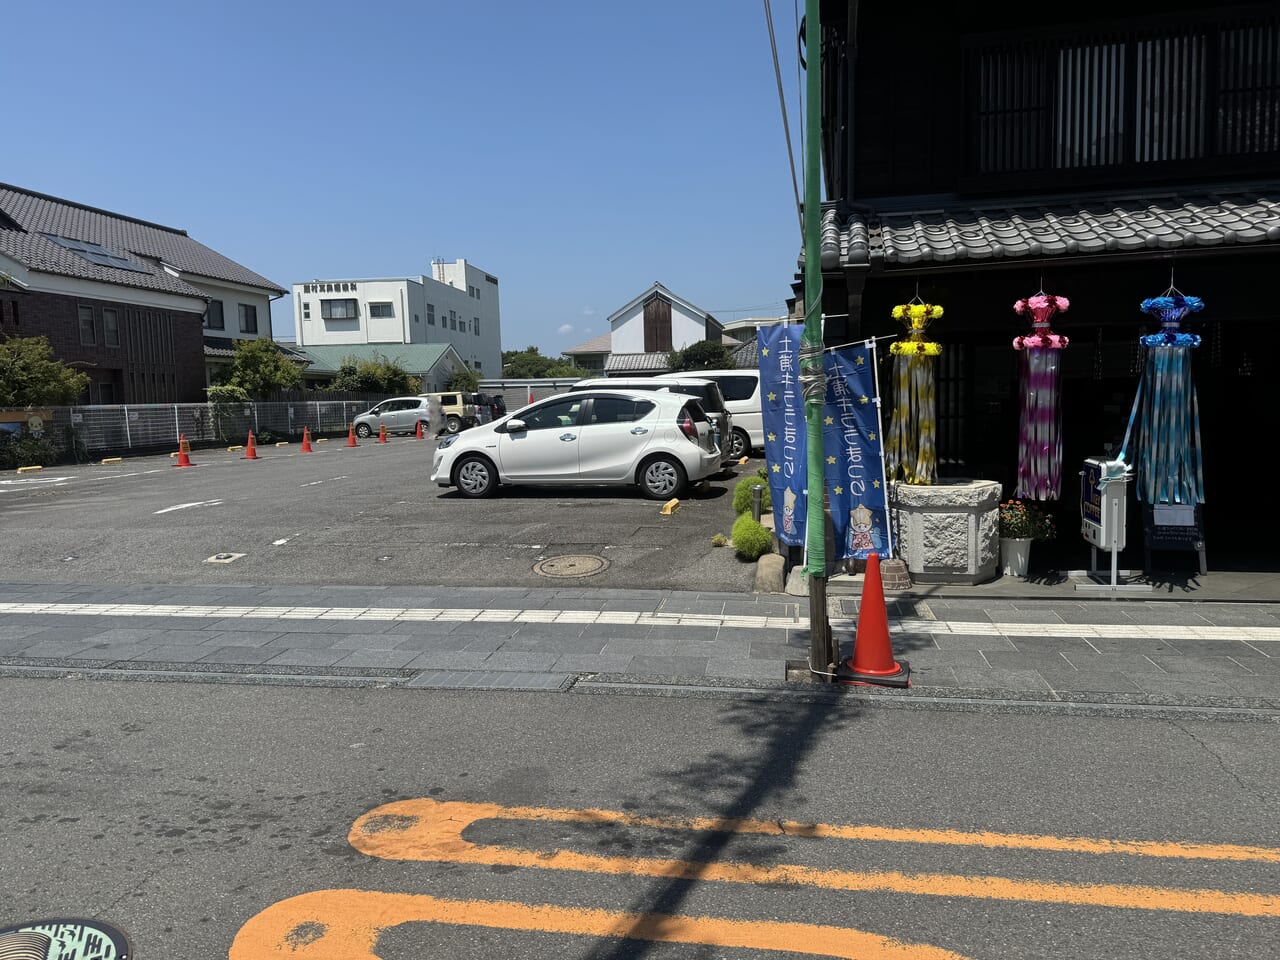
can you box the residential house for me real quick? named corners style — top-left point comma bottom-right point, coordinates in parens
top-left (0, 182), bottom-right (286, 402)
top-left (562, 281), bottom-right (743, 375)
top-left (811, 1), bottom-right (1280, 569)
top-left (292, 259), bottom-right (501, 379)
top-left (288, 342), bottom-right (468, 394)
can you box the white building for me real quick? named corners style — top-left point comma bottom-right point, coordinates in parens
top-left (292, 258), bottom-right (500, 377)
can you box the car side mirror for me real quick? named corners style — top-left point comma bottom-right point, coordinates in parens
top-left (505, 418), bottom-right (527, 433)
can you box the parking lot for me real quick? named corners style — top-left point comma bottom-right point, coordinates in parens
top-left (0, 434), bottom-right (760, 593)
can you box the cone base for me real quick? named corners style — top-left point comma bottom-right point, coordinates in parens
top-left (835, 658), bottom-right (910, 688)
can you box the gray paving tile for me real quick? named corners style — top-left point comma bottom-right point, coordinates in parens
top-left (126, 645), bottom-right (215, 663)
top-left (405, 651), bottom-right (494, 670)
top-left (76, 627), bottom-right (165, 642)
top-left (199, 646), bottom-right (279, 664)
top-left (328, 633), bottom-right (413, 650)
top-left (1061, 653), bottom-right (1168, 674)
top-left (905, 650), bottom-right (989, 669)
top-left (1054, 607), bottom-right (1145, 625)
top-left (382, 622), bottom-right (469, 639)
top-left (705, 659), bottom-right (786, 680)
top-left (462, 637), bottom-right (509, 654)
top-left (981, 651), bottom-right (1074, 671)
top-left (1123, 606), bottom-right (1215, 626)
top-left (722, 600), bottom-right (798, 618)
top-left (987, 609), bottom-right (1067, 624)
top-left (1129, 675), bottom-right (1242, 697)
top-left (880, 633), bottom-right (938, 654)
top-left (445, 622), bottom-right (521, 639)
top-left (478, 652), bottom-right (562, 672)
top-left (334, 649), bottom-right (420, 668)
top-left (511, 624), bottom-right (587, 641)
top-left (627, 655), bottom-right (710, 676)
top-left (264, 648), bottom-right (348, 667)
top-left (650, 626), bottom-right (722, 642)
top-left (262, 633), bottom-right (341, 649)
top-left (907, 666), bottom-right (959, 687)
top-left (14, 640), bottom-right (101, 657)
top-left (25, 626), bottom-right (110, 643)
top-left (552, 654), bottom-right (636, 673)
top-left (1008, 636), bottom-right (1101, 655)
top-left (65, 642), bottom-right (157, 660)
top-left (658, 599), bottom-right (724, 615)
top-left (0, 637), bottom-right (41, 655)
top-left (501, 637), bottom-right (608, 655)
top-left (1040, 671), bottom-right (1145, 693)
top-left (1081, 637), bottom-right (1182, 656)
top-left (0, 625), bottom-right (47, 640)
top-left (1164, 639), bottom-right (1267, 657)
top-left (1239, 657), bottom-right (1280, 675)
top-left (952, 668), bottom-right (1053, 691)
top-left (1147, 656), bottom-right (1258, 677)
top-left (932, 634), bottom-right (1017, 651)
top-left (198, 631), bottom-right (285, 648)
top-left (580, 624), bottom-right (656, 640)
top-left (391, 634), bottom-right (476, 652)
top-left (747, 641), bottom-right (800, 660)
top-left (600, 638), bottom-right (690, 656)
top-left (599, 599), bottom-right (665, 612)
top-left (715, 626), bottom-right (788, 643)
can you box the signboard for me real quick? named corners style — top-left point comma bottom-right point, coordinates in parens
top-left (1141, 503), bottom-right (1207, 575)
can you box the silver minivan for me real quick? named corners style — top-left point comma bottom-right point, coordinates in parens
top-left (569, 376), bottom-right (734, 467)
top-left (679, 369), bottom-right (762, 459)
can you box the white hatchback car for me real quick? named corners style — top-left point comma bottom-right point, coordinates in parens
top-left (430, 389), bottom-right (721, 499)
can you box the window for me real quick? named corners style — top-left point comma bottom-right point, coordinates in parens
top-left (589, 397), bottom-right (653, 425)
top-left (302, 302), bottom-right (311, 320)
top-left (46, 235), bottom-right (148, 273)
top-left (520, 397), bottom-right (583, 431)
top-left (427, 303), bottom-right (436, 325)
top-left (712, 375), bottom-right (758, 401)
top-left (103, 308), bottom-right (120, 347)
top-left (449, 310), bottom-right (457, 330)
top-left (474, 360), bottom-right (482, 371)
top-left (369, 302), bottom-right (395, 318)
top-left (414, 313), bottom-right (420, 324)
top-left (474, 317), bottom-right (480, 336)
top-left (321, 298), bottom-right (358, 319)
top-left (78, 304), bottom-right (95, 345)
top-left (238, 303), bottom-right (258, 333)
top-left (205, 299), bottom-right (225, 330)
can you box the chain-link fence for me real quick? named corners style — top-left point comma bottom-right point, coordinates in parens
top-left (2, 396), bottom-right (392, 462)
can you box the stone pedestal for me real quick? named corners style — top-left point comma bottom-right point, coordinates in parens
top-left (892, 479), bottom-right (1001, 584)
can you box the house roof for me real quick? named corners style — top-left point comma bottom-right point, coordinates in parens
top-left (822, 187), bottom-right (1280, 272)
top-left (0, 183), bottom-right (286, 296)
top-left (563, 331), bottom-right (612, 355)
top-left (291, 342), bottom-right (459, 375)
top-left (603, 352), bottom-right (671, 374)
top-left (204, 337), bottom-right (313, 365)
top-left (607, 281), bottom-right (720, 331)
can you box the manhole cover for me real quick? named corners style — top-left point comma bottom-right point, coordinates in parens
top-left (0, 918), bottom-right (131, 958)
top-left (533, 554), bottom-right (610, 578)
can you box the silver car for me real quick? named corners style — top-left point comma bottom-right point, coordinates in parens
top-left (352, 396), bottom-right (442, 438)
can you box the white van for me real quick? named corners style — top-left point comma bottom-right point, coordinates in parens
top-left (678, 370), bottom-right (762, 459)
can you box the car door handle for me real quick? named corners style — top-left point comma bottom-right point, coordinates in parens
top-left (559, 433), bottom-right (577, 441)
top-left (630, 427), bottom-right (649, 435)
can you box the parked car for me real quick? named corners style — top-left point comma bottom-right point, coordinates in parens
top-left (679, 369), bottom-right (762, 459)
top-left (478, 393), bottom-right (507, 421)
top-left (352, 396), bottom-right (443, 438)
top-left (430, 389), bottom-right (721, 499)
top-left (569, 375), bottom-right (734, 467)
top-left (418, 392), bottom-right (480, 434)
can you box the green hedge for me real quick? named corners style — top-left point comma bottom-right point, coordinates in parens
top-left (732, 477), bottom-right (772, 515)
top-left (731, 514), bottom-right (774, 561)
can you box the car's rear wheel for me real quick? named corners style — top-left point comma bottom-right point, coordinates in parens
top-left (445, 415), bottom-right (462, 434)
top-left (728, 427), bottom-right (750, 460)
top-left (455, 455), bottom-right (497, 498)
top-left (354, 423), bottom-right (373, 439)
top-left (639, 456), bottom-right (687, 500)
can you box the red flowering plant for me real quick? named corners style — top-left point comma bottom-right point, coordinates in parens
top-left (999, 500), bottom-right (1056, 540)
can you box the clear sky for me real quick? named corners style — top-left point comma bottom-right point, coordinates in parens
top-left (3, 1), bottom-right (807, 358)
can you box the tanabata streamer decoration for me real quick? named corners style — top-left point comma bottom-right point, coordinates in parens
top-left (1131, 291), bottom-right (1206, 504)
top-left (1012, 293), bottom-right (1070, 500)
top-left (885, 302), bottom-right (942, 485)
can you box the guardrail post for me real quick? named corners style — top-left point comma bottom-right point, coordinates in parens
top-left (173, 404), bottom-right (180, 444)
top-left (123, 406), bottom-right (132, 449)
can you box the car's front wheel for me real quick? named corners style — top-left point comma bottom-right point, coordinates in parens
top-left (354, 423), bottom-right (373, 439)
top-left (639, 456), bottom-right (687, 500)
top-left (445, 415), bottom-right (462, 434)
top-left (728, 427), bottom-right (751, 460)
top-left (454, 455), bottom-right (497, 498)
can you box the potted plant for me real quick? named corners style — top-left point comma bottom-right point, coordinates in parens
top-left (998, 500), bottom-right (1056, 577)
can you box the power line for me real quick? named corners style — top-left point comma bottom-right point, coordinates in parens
top-left (764, 0), bottom-right (802, 239)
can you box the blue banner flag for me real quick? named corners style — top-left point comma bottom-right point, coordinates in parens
top-left (824, 343), bottom-right (890, 561)
top-left (758, 325), bottom-right (807, 546)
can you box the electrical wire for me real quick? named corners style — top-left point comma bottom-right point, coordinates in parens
top-left (764, 0), bottom-right (802, 238)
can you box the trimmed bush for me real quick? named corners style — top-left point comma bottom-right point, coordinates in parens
top-left (732, 477), bottom-right (772, 515)
top-left (0, 431), bottom-right (57, 470)
top-left (731, 514), bottom-right (774, 561)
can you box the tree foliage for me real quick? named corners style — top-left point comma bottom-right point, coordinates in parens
top-left (501, 346), bottom-right (589, 379)
top-left (326, 354), bottom-right (421, 395)
top-left (0, 336), bottom-right (90, 406)
top-left (667, 340), bottom-right (732, 372)
top-left (445, 367), bottom-right (480, 392)
top-left (227, 339), bottom-right (302, 398)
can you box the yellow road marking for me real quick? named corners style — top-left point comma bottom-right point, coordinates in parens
top-left (348, 799), bottom-right (1280, 917)
top-left (229, 890), bottom-right (972, 960)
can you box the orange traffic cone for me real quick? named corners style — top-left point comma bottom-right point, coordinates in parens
top-left (301, 426), bottom-right (313, 453)
top-left (378, 422), bottom-right (388, 444)
top-left (346, 423), bottom-right (358, 447)
top-left (835, 553), bottom-right (910, 687)
top-left (243, 430), bottom-right (260, 460)
top-left (174, 434), bottom-right (194, 468)
top-left (414, 419), bottom-right (424, 440)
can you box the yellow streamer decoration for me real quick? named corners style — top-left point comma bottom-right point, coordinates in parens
top-left (886, 302), bottom-right (943, 484)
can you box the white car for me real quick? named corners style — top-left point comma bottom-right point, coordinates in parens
top-left (430, 389), bottom-right (721, 499)
top-left (683, 369), bottom-right (762, 459)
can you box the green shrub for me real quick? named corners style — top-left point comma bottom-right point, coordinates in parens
top-left (732, 477), bottom-right (772, 515)
top-left (711, 533), bottom-right (727, 548)
top-left (0, 430), bottom-right (58, 470)
top-left (731, 514), bottom-right (774, 561)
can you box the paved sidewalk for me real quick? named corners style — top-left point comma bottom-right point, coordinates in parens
top-left (1, 574), bottom-right (1277, 717)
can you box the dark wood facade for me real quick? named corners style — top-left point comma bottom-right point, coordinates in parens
top-left (812, 0), bottom-right (1280, 572)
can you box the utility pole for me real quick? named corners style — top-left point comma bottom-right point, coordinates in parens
top-left (801, 0), bottom-right (834, 677)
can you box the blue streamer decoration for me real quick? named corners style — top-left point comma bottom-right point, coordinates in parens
top-left (758, 325), bottom-right (807, 546)
top-left (824, 344), bottom-right (889, 560)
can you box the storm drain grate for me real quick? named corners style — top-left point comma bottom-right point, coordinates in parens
top-left (533, 554), bottom-right (610, 578)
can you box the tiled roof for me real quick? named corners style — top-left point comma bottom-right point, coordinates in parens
top-left (563, 332), bottom-right (611, 355)
top-left (821, 188), bottom-right (1280, 271)
top-left (604, 352), bottom-right (671, 374)
top-left (728, 338), bottom-right (758, 368)
top-left (204, 337), bottom-right (313, 365)
top-left (0, 183), bottom-right (286, 295)
top-left (292, 342), bottom-right (456, 375)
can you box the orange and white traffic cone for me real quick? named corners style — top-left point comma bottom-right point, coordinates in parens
top-left (835, 553), bottom-right (910, 687)
top-left (243, 430), bottom-right (260, 460)
top-left (414, 419), bottom-right (424, 440)
top-left (346, 423), bottom-right (358, 447)
top-left (174, 434), bottom-right (194, 468)
top-left (301, 426), bottom-right (313, 453)
top-left (378, 422), bottom-right (388, 444)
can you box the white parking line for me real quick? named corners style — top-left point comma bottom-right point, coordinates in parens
top-left (299, 476), bottom-right (348, 487)
top-left (153, 499), bottom-right (225, 515)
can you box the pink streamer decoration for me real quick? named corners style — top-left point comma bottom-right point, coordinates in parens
top-left (1013, 294), bottom-right (1069, 500)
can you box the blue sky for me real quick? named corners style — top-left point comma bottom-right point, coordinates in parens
top-left (3, 1), bottom-right (807, 358)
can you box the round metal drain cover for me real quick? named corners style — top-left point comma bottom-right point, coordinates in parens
top-left (533, 554), bottom-right (610, 578)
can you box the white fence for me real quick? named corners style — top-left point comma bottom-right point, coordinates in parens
top-left (3, 399), bottom-right (390, 459)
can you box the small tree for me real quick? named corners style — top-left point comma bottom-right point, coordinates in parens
top-left (327, 354), bottom-right (420, 395)
top-left (501, 346), bottom-right (590, 379)
top-left (0, 336), bottom-right (90, 406)
top-left (668, 340), bottom-right (732, 372)
top-left (446, 368), bottom-right (480, 392)
top-left (227, 339), bottom-right (302, 398)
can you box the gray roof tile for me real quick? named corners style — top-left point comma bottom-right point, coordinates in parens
top-left (603, 352), bottom-right (671, 373)
top-left (823, 188), bottom-right (1280, 271)
top-left (0, 183), bottom-right (286, 295)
